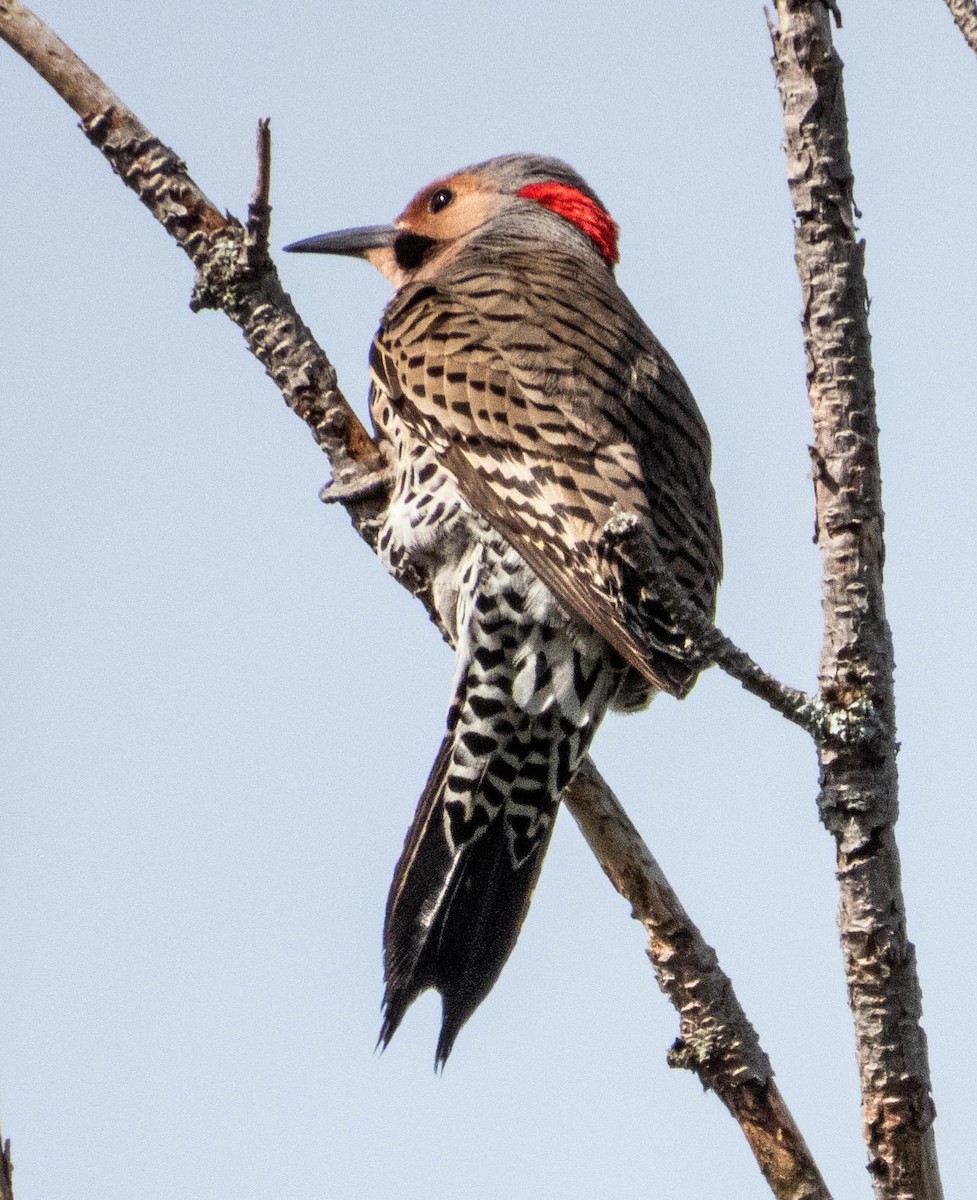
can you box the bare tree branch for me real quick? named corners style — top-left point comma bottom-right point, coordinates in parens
top-left (0, 0), bottom-right (385, 508)
top-left (602, 513), bottom-right (819, 730)
top-left (943, 0), bottom-right (977, 55)
top-left (0, 2), bottom-right (840, 1193)
top-left (0, 1118), bottom-right (13, 1200)
top-left (769, 3), bottom-right (942, 1198)
top-left (566, 762), bottom-right (832, 1200)
top-left (245, 117), bottom-right (274, 266)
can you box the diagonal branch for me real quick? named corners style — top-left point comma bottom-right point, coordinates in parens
top-left (770, 4), bottom-right (942, 1198)
top-left (601, 513), bottom-right (891, 757)
top-left (601, 513), bottom-right (817, 729)
top-left (1, 3), bottom-right (830, 1195)
top-left (565, 762), bottom-right (832, 1200)
top-left (0, 0), bottom-right (384, 509)
top-left (943, 0), bottom-right (977, 56)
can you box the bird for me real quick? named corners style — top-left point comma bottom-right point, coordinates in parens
top-left (284, 154), bottom-right (722, 1066)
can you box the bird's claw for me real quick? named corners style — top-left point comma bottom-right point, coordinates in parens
top-left (319, 465), bottom-right (395, 504)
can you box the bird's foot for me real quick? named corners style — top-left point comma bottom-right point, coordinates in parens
top-left (319, 465), bottom-right (394, 505)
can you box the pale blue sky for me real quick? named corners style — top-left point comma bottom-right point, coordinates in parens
top-left (3, 4), bottom-right (975, 1198)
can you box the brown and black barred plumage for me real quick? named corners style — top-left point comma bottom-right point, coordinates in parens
top-left (285, 154), bottom-right (722, 1065)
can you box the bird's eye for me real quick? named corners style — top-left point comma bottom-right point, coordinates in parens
top-left (429, 188), bottom-right (455, 214)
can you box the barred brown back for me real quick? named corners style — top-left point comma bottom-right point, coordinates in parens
top-left (371, 241), bottom-right (721, 696)
top-left (285, 152), bottom-right (721, 1064)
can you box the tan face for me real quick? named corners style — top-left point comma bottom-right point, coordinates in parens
top-left (364, 172), bottom-right (507, 287)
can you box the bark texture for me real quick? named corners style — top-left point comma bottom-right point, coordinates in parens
top-left (770, 4), bottom-right (941, 1198)
top-left (0, 0), bottom-right (384, 498)
top-left (944, 0), bottom-right (977, 55)
top-left (567, 762), bottom-right (832, 1200)
top-left (602, 514), bottom-right (817, 729)
top-left (0, 1122), bottom-right (12, 1200)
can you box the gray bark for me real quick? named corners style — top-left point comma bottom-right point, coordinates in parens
top-left (944, 0), bottom-right (977, 56)
top-left (770, 4), bottom-right (942, 1197)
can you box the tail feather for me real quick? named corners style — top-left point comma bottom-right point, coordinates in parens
top-left (378, 541), bottom-right (623, 1064)
top-left (379, 734), bottom-right (554, 1067)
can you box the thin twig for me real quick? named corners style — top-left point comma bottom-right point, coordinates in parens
top-left (602, 512), bottom-right (891, 753)
top-left (602, 512), bottom-right (817, 729)
top-left (770, 4), bottom-right (942, 1198)
top-left (245, 117), bottom-right (273, 269)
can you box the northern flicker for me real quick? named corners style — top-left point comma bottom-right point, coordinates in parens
top-left (285, 154), bottom-right (722, 1065)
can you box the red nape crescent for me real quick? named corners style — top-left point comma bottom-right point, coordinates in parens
top-left (284, 153), bottom-right (721, 1066)
top-left (517, 181), bottom-right (620, 265)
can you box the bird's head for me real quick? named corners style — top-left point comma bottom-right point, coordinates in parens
top-left (284, 154), bottom-right (619, 287)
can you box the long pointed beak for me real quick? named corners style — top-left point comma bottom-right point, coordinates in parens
top-left (283, 224), bottom-right (398, 257)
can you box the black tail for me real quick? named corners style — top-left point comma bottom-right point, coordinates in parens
top-left (379, 735), bottom-right (555, 1067)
